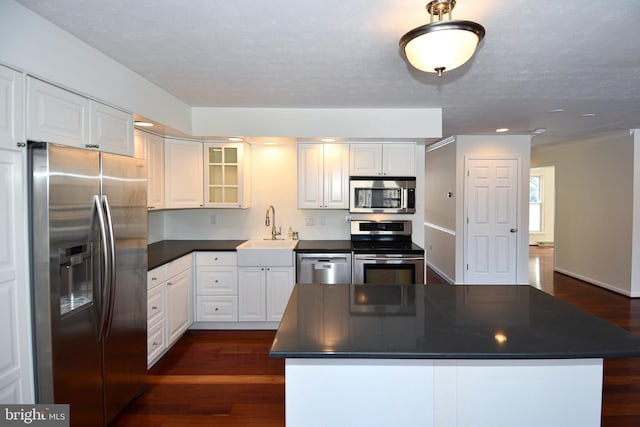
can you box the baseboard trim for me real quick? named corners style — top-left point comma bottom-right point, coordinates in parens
top-left (426, 262), bottom-right (454, 284)
top-left (554, 267), bottom-right (638, 298)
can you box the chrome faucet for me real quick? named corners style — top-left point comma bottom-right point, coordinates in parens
top-left (265, 205), bottom-right (281, 240)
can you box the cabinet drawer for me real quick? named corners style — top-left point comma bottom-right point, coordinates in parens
top-left (196, 267), bottom-right (237, 295)
top-left (167, 253), bottom-right (193, 277)
top-left (147, 265), bottom-right (168, 289)
top-left (195, 251), bottom-right (237, 266)
top-left (147, 284), bottom-right (166, 323)
top-left (147, 320), bottom-right (166, 366)
top-left (196, 296), bottom-right (238, 322)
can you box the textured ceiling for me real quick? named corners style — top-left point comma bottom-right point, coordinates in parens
top-left (14, 0), bottom-right (640, 145)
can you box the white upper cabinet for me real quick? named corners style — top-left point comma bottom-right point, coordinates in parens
top-left (134, 129), bottom-right (165, 210)
top-left (350, 143), bottom-right (415, 177)
top-left (89, 101), bottom-right (134, 156)
top-left (349, 144), bottom-right (382, 176)
top-left (298, 143), bottom-right (349, 209)
top-left (164, 137), bottom-right (204, 209)
top-left (27, 77), bottom-right (134, 156)
top-left (203, 142), bottom-right (251, 208)
top-left (27, 77), bottom-right (89, 147)
top-left (0, 65), bottom-right (23, 150)
top-left (382, 143), bottom-right (415, 177)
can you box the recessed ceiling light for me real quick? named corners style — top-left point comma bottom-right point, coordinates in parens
top-left (134, 121), bottom-right (154, 127)
top-left (228, 137), bottom-right (243, 142)
top-left (321, 138), bottom-right (336, 142)
top-left (580, 113), bottom-right (596, 117)
top-left (496, 128), bottom-right (509, 133)
top-left (548, 108), bottom-right (565, 113)
top-left (532, 128), bottom-right (547, 135)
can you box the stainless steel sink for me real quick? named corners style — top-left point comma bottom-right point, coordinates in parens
top-left (236, 239), bottom-right (298, 266)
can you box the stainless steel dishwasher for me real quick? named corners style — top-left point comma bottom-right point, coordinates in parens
top-left (296, 253), bottom-right (352, 284)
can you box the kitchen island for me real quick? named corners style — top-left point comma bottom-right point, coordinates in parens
top-left (270, 284), bottom-right (640, 427)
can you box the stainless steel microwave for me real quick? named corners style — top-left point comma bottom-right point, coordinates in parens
top-left (349, 177), bottom-right (416, 214)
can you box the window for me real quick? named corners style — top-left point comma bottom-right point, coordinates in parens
top-left (529, 175), bottom-right (542, 232)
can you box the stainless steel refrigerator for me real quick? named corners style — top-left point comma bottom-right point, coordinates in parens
top-left (28, 142), bottom-right (147, 426)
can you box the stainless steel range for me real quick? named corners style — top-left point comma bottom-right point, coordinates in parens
top-left (351, 220), bottom-right (425, 284)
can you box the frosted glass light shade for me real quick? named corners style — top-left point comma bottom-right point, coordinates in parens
top-left (400, 20), bottom-right (485, 74)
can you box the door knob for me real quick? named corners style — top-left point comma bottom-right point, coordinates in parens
top-left (510, 228), bottom-right (518, 233)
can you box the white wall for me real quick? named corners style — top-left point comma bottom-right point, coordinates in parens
top-left (532, 132), bottom-right (634, 296)
top-left (425, 138), bottom-right (456, 282)
top-left (158, 143), bottom-right (351, 240)
top-left (424, 135), bottom-right (531, 285)
top-left (192, 108), bottom-right (442, 139)
top-left (150, 142), bottom-right (426, 245)
top-left (0, 0), bottom-right (192, 134)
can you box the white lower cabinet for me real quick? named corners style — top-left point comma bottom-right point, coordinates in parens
top-left (166, 268), bottom-right (192, 345)
top-left (266, 268), bottom-right (296, 321)
top-left (147, 254), bottom-right (193, 368)
top-left (238, 267), bottom-right (294, 322)
top-left (195, 251), bottom-right (238, 322)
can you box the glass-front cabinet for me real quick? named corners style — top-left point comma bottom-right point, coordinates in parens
top-left (203, 142), bottom-right (251, 208)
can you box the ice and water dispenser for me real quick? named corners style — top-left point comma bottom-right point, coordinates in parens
top-left (58, 243), bottom-right (93, 316)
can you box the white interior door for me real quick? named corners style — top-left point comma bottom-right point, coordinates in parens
top-left (465, 158), bottom-right (519, 284)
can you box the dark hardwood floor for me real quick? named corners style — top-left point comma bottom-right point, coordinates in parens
top-left (110, 246), bottom-right (640, 426)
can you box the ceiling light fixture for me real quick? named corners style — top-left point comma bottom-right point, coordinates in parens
top-left (321, 138), bottom-right (336, 142)
top-left (399, 0), bottom-right (485, 77)
top-left (228, 137), bottom-right (243, 142)
top-left (496, 128), bottom-right (509, 133)
top-left (134, 121), bottom-right (154, 127)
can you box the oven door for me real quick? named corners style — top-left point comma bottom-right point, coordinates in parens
top-left (353, 254), bottom-right (424, 285)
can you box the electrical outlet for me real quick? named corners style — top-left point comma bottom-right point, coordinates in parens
top-left (305, 217), bottom-right (314, 226)
top-left (210, 215), bottom-right (217, 225)
top-left (319, 216), bottom-right (326, 226)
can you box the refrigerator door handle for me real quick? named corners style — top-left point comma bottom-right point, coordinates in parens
top-left (93, 195), bottom-right (111, 341)
top-left (102, 195), bottom-right (117, 338)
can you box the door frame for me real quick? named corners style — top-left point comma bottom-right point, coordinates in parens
top-left (463, 155), bottom-right (524, 284)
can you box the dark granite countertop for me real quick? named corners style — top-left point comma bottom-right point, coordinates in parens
top-left (270, 284), bottom-right (640, 360)
top-left (148, 240), bottom-right (244, 270)
top-left (149, 239), bottom-right (351, 269)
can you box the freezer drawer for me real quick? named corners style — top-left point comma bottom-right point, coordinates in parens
top-left (296, 253), bottom-right (352, 284)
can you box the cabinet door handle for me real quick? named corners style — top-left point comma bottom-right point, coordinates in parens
top-left (152, 306), bottom-right (158, 310)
